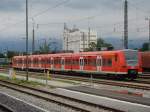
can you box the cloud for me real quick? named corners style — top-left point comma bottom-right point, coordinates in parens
top-left (0, 0), bottom-right (24, 12)
top-left (0, 0), bottom-right (150, 51)
top-left (64, 0), bottom-right (122, 11)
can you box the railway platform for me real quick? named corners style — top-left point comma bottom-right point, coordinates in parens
top-left (63, 86), bottom-right (150, 106)
top-left (0, 92), bottom-right (48, 112)
top-left (53, 87), bottom-right (150, 112)
top-left (0, 72), bottom-right (150, 112)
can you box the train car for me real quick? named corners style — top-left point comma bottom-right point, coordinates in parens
top-left (12, 49), bottom-right (142, 79)
top-left (141, 52), bottom-right (150, 72)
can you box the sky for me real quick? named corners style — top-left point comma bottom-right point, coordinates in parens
top-left (0, 0), bottom-right (150, 52)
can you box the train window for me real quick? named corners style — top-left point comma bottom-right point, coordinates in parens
top-left (55, 58), bottom-right (61, 64)
top-left (73, 59), bottom-right (79, 65)
top-left (72, 59), bottom-right (75, 65)
top-left (45, 58), bottom-right (49, 64)
top-left (38, 59), bottom-right (41, 64)
top-left (84, 58), bottom-right (88, 65)
top-left (65, 59), bottom-right (68, 65)
top-left (66, 59), bottom-right (71, 65)
top-left (61, 59), bottom-right (64, 65)
top-left (54, 59), bottom-right (56, 64)
top-left (51, 59), bottom-right (54, 64)
top-left (72, 59), bottom-right (76, 65)
top-left (102, 59), bottom-right (106, 66)
top-left (107, 59), bottom-right (112, 66)
top-left (103, 58), bottom-right (112, 67)
top-left (124, 50), bottom-right (138, 66)
top-left (28, 59), bottom-right (30, 64)
top-left (48, 58), bottom-right (51, 64)
top-left (93, 59), bottom-right (96, 66)
top-left (34, 59), bottom-right (38, 64)
top-left (89, 58), bottom-right (96, 66)
top-left (80, 59), bottom-right (82, 66)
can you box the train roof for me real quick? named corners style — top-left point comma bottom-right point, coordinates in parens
top-left (13, 49), bottom-right (137, 58)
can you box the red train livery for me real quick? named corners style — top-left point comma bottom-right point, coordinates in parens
top-left (141, 52), bottom-right (150, 72)
top-left (12, 49), bottom-right (142, 79)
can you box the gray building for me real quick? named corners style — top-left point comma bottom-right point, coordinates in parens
top-left (63, 25), bottom-right (97, 52)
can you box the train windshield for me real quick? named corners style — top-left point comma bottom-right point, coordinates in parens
top-left (124, 50), bottom-right (138, 66)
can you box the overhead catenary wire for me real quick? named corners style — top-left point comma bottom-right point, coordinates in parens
top-left (0, 0), bottom-right (70, 33)
top-left (0, 0), bottom-right (149, 43)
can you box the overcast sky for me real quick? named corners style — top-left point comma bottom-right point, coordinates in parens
top-left (0, 0), bottom-right (150, 51)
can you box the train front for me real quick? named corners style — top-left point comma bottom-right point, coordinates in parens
top-left (123, 50), bottom-right (142, 79)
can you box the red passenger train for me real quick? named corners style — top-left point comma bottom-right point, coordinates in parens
top-left (141, 52), bottom-right (150, 72)
top-left (12, 49), bottom-right (142, 79)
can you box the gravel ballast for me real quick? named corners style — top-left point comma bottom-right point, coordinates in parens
top-left (0, 86), bottom-right (112, 112)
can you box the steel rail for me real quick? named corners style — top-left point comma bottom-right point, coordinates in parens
top-left (1, 70), bottom-right (150, 90)
top-left (0, 103), bottom-right (14, 112)
top-left (0, 79), bottom-right (123, 112)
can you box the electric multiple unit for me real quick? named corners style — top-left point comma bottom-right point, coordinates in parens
top-left (12, 49), bottom-right (142, 79)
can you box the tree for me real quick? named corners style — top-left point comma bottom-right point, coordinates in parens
top-left (0, 53), bottom-right (5, 58)
top-left (85, 42), bottom-right (97, 51)
top-left (7, 51), bottom-right (20, 58)
top-left (39, 41), bottom-right (50, 54)
top-left (84, 38), bottom-right (114, 52)
top-left (96, 38), bottom-right (114, 51)
top-left (141, 43), bottom-right (149, 51)
top-left (96, 38), bottom-right (105, 50)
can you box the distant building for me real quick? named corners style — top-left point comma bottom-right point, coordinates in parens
top-left (63, 24), bottom-right (97, 52)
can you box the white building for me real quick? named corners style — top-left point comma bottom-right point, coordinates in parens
top-left (63, 25), bottom-right (97, 52)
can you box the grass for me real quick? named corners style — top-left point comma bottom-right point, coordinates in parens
top-left (53, 78), bottom-right (80, 85)
top-left (16, 73), bottom-right (80, 85)
top-left (0, 75), bottom-right (54, 89)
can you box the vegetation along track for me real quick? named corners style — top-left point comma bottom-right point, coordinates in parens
top-left (0, 79), bottom-right (122, 112)
top-left (1, 69), bottom-right (150, 90)
top-left (53, 74), bottom-right (150, 90)
top-left (13, 70), bottom-right (150, 90)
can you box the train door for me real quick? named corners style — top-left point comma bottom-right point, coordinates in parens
top-left (51, 58), bottom-right (54, 70)
top-left (79, 57), bottom-right (84, 71)
top-left (97, 56), bottom-right (102, 71)
top-left (61, 58), bottom-right (65, 70)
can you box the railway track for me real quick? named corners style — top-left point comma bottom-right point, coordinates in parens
top-left (1, 69), bottom-right (150, 90)
top-left (7, 70), bottom-right (150, 90)
top-left (0, 79), bottom-right (122, 112)
top-left (0, 103), bottom-right (14, 112)
top-left (52, 74), bottom-right (150, 90)
top-left (139, 73), bottom-right (150, 79)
